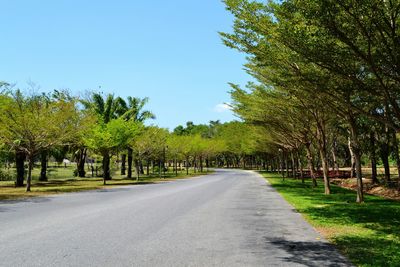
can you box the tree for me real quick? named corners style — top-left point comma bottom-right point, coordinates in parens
top-left (0, 90), bottom-right (78, 191)
top-left (84, 118), bottom-right (140, 184)
top-left (81, 93), bottom-right (127, 180)
top-left (130, 126), bottom-right (167, 179)
top-left (120, 97), bottom-right (155, 178)
top-left (221, 0), bottom-right (384, 201)
top-left (216, 121), bottom-right (256, 168)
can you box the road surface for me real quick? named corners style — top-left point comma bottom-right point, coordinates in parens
top-left (0, 169), bottom-right (350, 266)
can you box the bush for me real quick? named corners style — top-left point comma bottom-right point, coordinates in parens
top-left (0, 169), bottom-right (14, 181)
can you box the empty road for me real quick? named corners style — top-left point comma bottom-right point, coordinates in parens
top-left (0, 169), bottom-right (350, 266)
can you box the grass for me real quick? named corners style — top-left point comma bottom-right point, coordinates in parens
top-left (0, 169), bottom-right (213, 201)
top-left (260, 171), bottom-right (400, 267)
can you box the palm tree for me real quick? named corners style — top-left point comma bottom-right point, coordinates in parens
top-left (81, 93), bottom-right (126, 180)
top-left (120, 97), bottom-right (155, 178)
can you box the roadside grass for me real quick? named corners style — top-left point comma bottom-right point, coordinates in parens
top-left (0, 169), bottom-right (213, 201)
top-left (260, 171), bottom-right (400, 267)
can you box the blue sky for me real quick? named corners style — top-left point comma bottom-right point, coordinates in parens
top-left (0, 1), bottom-right (251, 129)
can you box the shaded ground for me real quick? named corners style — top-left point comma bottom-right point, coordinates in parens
top-left (262, 171), bottom-right (400, 267)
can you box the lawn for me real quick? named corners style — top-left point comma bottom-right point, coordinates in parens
top-left (0, 168), bottom-right (213, 201)
top-left (260, 171), bottom-right (400, 267)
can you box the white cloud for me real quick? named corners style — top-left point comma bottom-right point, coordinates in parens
top-left (214, 103), bottom-right (232, 113)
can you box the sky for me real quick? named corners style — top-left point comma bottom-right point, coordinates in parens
top-left (0, 1), bottom-right (251, 130)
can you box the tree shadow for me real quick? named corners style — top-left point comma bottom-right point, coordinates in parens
top-left (264, 237), bottom-right (352, 266)
top-left (0, 206), bottom-right (11, 212)
top-left (263, 175), bottom-right (400, 266)
top-left (301, 198), bottom-right (400, 237)
top-left (106, 181), bottom-right (155, 186)
top-left (331, 235), bottom-right (399, 266)
top-left (0, 196), bottom-right (52, 211)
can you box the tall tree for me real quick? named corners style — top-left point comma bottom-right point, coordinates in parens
top-left (120, 97), bottom-right (155, 178)
top-left (81, 93), bottom-right (127, 180)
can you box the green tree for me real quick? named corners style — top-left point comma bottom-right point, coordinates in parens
top-left (120, 97), bottom-right (155, 178)
top-left (221, 0), bottom-right (384, 201)
top-left (81, 93), bottom-right (127, 180)
top-left (0, 90), bottom-right (78, 191)
top-left (84, 118), bottom-right (140, 184)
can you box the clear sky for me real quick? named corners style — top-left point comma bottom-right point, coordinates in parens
top-left (0, 1), bottom-right (251, 130)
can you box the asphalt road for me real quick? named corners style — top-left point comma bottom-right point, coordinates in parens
top-left (0, 169), bottom-right (351, 267)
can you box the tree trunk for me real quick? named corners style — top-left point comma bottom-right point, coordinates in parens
top-left (391, 131), bottom-right (400, 190)
top-left (353, 147), bottom-right (364, 203)
top-left (348, 116), bottom-right (364, 203)
top-left (285, 152), bottom-right (289, 178)
top-left (102, 152), bottom-right (111, 184)
top-left (348, 137), bottom-right (356, 179)
top-left (370, 132), bottom-right (379, 184)
top-left (26, 156), bottom-right (33, 192)
top-left (39, 150), bottom-right (48, 181)
top-left (331, 140), bottom-right (339, 177)
top-left (297, 151), bottom-right (304, 184)
top-left (186, 157), bottom-right (189, 175)
top-left (319, 148), bottom-right (331, 194)
top-left (127, 148), bottom-right (133, 178)
top-left (291, 152), bottom-right (296, 178)
top-left (121, 154), bottom-right (126, 175)
top-left (159, 160), bottom-right (162, 178)
top-left (305, 143), bottom-right (317, 187)
top-left (76, 148), bottom-right (87, 178)
top-left (135, 159), bottom-right (140, 181)
top-left (140, 160), bottom-right (144, 175)
top-left (380, 144), bottom-right (391, 182)
top-left (280, 150), bottom-right (284, 178)
top-left (316, 121), bottom-right (331, 195)
top-left (15, 150), bottom-right (25, 187)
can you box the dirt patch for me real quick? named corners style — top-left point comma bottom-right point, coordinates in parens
top-left (331, 178), bottom-right (400, 201)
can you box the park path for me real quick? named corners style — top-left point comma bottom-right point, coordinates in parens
top-left (0, 169), bottom-right (351, 266)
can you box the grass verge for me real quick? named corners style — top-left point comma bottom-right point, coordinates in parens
top-left (260, 171), bottom-right (400, 267)
top-left (0, 170), bottom-right (214, 201)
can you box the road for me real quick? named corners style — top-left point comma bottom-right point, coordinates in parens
top-left (0, 169), bottom-right (350, 267)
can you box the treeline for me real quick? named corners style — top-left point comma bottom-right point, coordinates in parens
top-left (0, 84), bottom-right (263, 191)
top-left (221, 0), bottom-right (400, 202)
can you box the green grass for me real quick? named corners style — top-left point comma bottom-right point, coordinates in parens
top-left (0, 169), bottom-right (213, 201)
top-left (260, 171), bottom-right (400, 267)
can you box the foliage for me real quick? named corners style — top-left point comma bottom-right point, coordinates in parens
top-left (221, 0), bottom-right (400, 201)
top-left (133, 126), bottom-right (168, 161)
top-left (0, 90), bottom-right (79, 190)
top-left (84, 119), bottom-right (140, 154)
top-left (0, 169), bottom-right (14, 181)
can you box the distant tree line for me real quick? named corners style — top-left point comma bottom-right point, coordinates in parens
top-left (0, 85), bottom-right (262, 192)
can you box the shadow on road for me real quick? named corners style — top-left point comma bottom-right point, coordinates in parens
top-left (264, 237), bottom-right (352, 267)
top-left (0, 196), bottom-right (52, 212)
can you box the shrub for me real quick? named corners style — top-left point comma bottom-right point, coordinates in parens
top-left (0, 169), bottom-right (14, 181)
